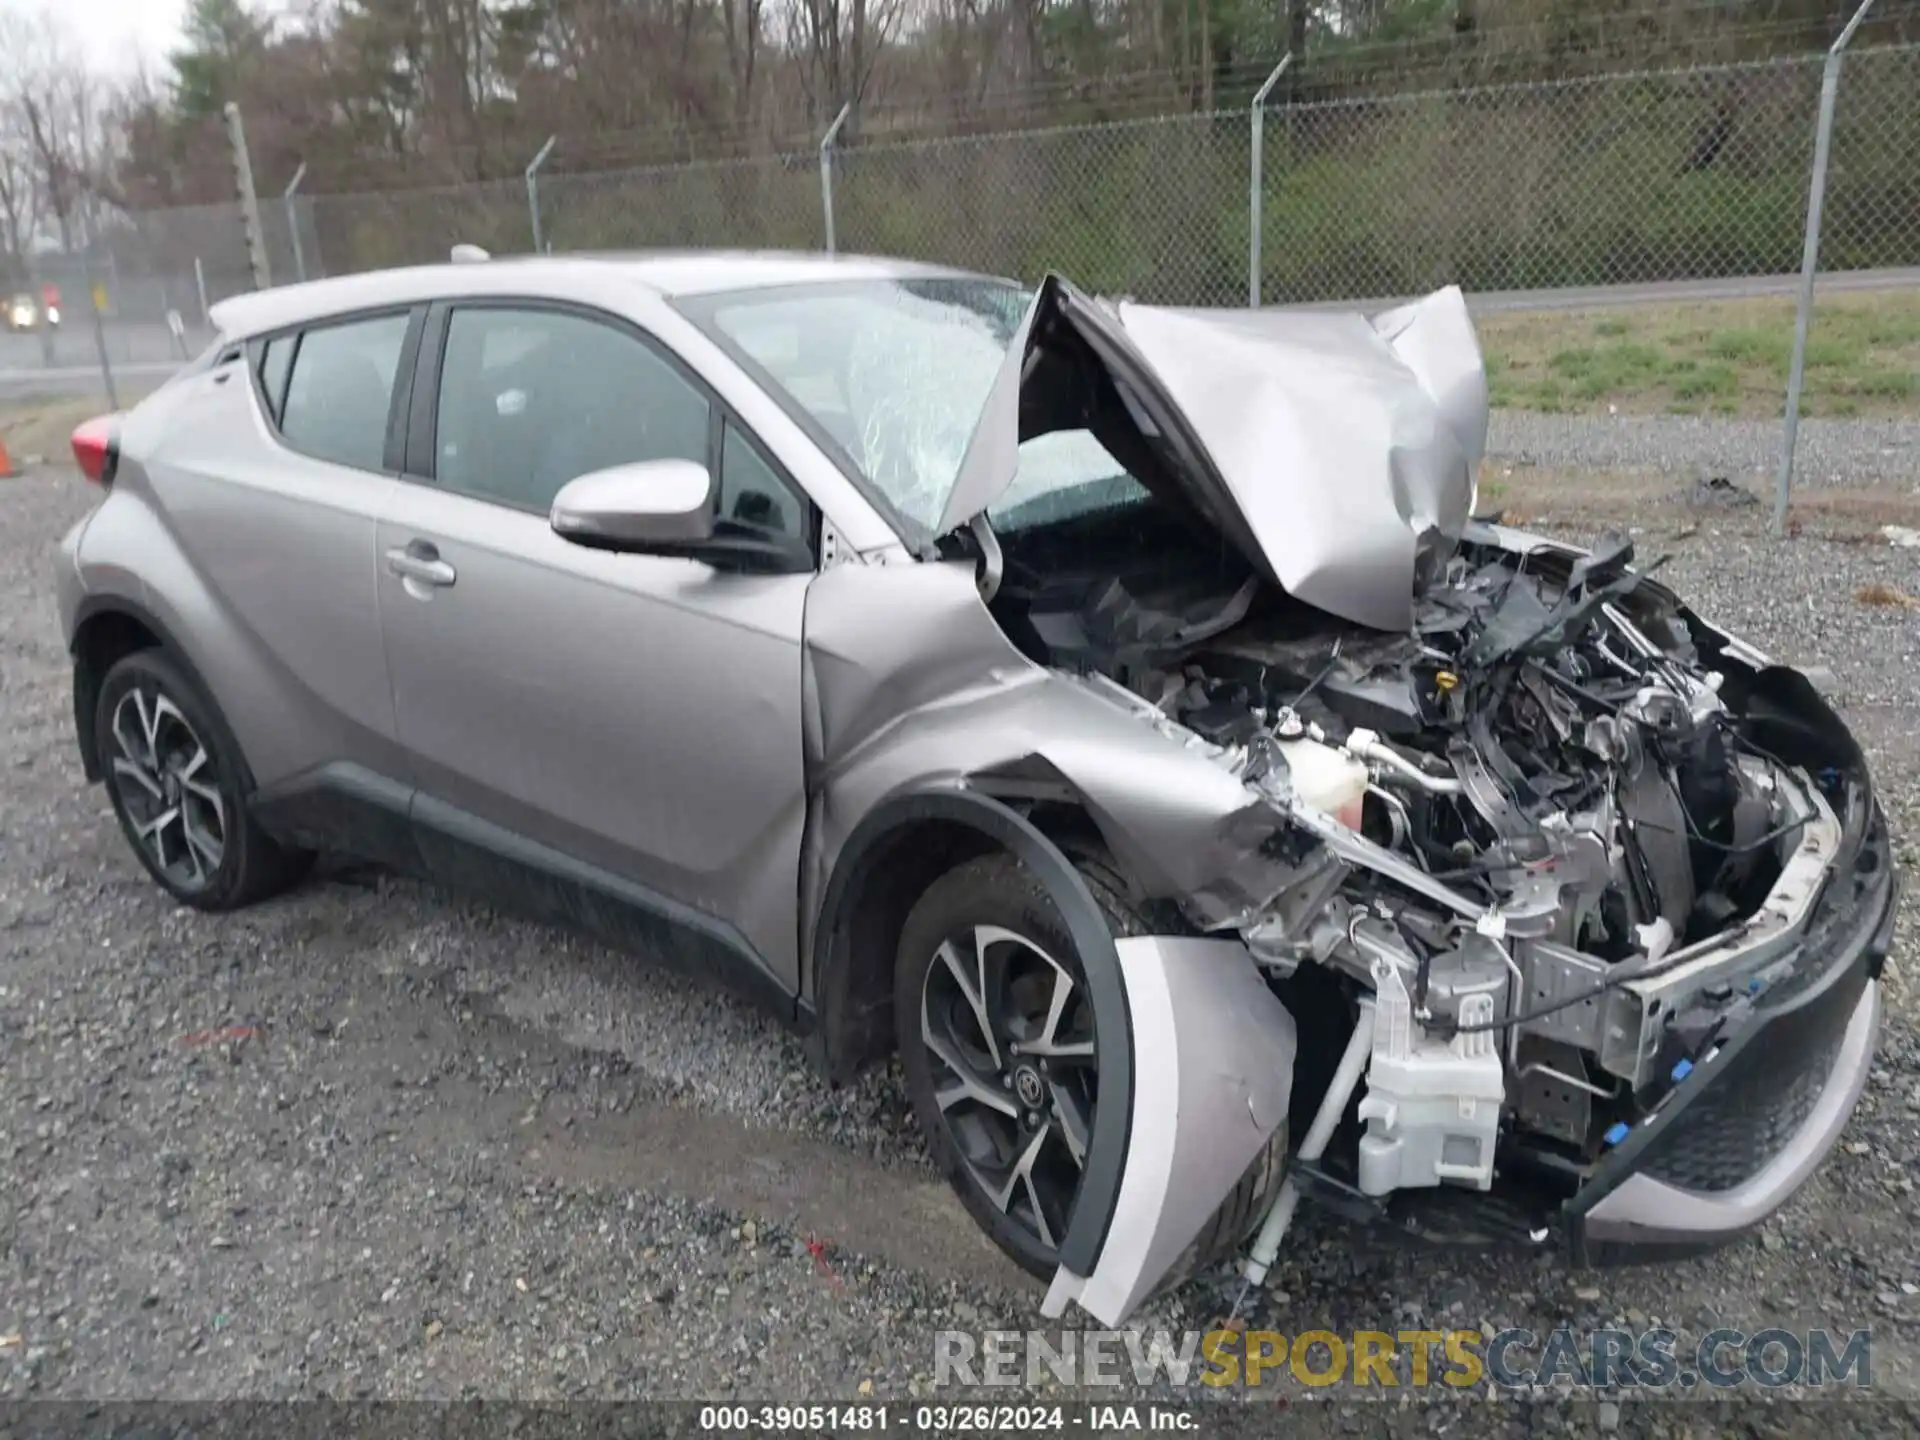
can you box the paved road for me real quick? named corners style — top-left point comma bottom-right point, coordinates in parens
top-left (3, 265), bottom-right (1917, 401)
top-left (0, 321), bottom-right (203, 401)
top-left (1270, 266), bottom-right (1920, 314)
top-left (1463, 265), bottom-right (1920, 315)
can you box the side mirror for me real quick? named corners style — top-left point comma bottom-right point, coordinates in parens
top-left (550, 459), bottom-right (714, 551)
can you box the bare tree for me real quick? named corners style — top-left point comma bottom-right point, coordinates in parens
top-left (785, 0), bottom-right (912, 125)
top-left (0, 12), bottom-right (39, 281)
top-left (721, 0), bottom-right (767, 139)
top-left (5, 9), bottom-right (115, 250)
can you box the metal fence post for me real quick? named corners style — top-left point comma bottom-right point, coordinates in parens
top-left (819, 103), bottom-right (852, 256)
top-left (1249, 54), bottom-right (1294, 308)
top-left (194, 256), bottom-right (210, 328)
top-left (224, 102), bottom-right (271, 290)
top-left (77, 244), bottom-right (117, 409)
top-left (1773, 0), bottom-right (1877, 537)
top-left (24, 255), bottom-right (53, 367)
top-left (526, 136), bottom-right (558, 253)
top-left (283, 162), bottom-right (308, 282)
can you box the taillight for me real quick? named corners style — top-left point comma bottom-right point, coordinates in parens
top-left (71, 414), bottom-right (120, 486)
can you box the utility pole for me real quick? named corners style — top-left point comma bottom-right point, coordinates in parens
top-left (225, 103), bottom-right (272, 290)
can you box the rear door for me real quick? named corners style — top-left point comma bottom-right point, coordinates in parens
top-left (141, 307), bottom-right (422, 819)
top-left (375, 298), bottom-right (817, 995)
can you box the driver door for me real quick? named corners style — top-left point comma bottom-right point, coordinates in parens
top-left (376, 299), bottom-right (817, 995)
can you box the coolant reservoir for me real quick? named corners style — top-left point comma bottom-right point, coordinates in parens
top-left (1276, 737), bottom-right (1369, 831)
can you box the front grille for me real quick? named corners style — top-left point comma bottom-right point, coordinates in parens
top-left (1637, 814), bottom-right (1886, 1195)
top-left (1641, 1030), bottom-right (1843, 1192)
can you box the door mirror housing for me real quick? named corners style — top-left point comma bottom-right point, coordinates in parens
top-left (550, 459), bottom-right (716, 550)
top-left (551, 457), bottom-right (815, 574)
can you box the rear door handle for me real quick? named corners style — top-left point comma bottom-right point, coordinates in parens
top-left (385, 541), bottom-right (457, 590)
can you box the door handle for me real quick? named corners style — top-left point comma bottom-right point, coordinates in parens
top-left (385, 542), bottom-right (457, 589)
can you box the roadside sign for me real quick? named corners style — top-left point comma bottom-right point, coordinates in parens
top-left (92, 282), bottom-right (108, 313)
top-left (41, 283), bottom-right (58, 307)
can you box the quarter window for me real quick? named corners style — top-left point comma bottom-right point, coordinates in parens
top-left (717, 421), bottom-right (806, 543)
top-left (279, 313), bottom-right (410, 472)
top-left (255, 336), bottom-right (294, 423)
top-left (432, 307), bottom-right (710, 512)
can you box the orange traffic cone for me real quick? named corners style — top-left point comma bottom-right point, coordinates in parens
top-left (0, 433), bottom-right (15, 478)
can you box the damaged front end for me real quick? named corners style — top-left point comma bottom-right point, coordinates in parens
top-left (803, 273), bottom-right (1893, 1328)
top-left (1008, 520), bottom-right (1892, 1324)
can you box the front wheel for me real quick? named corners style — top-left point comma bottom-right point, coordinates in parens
top-left (895, 852), bottom-right (1285, 1289)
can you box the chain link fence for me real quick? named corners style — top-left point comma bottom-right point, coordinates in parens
top-left (820, 46), bottom-right (1913, 306)
top-left (276, 44), bottom-right (1920, 309)
top-left (1, 196), bottom-right (322, 375)
top-left (307, 176), bottom-right (525, 274)
top-left (836, 112), bottom-right (1256, 304)
top-left (1819, 43), bottom-right (1920, 274)
top-left (10, 44), bottom-right (1917, 489)
top-left (61, 44), bottom-right (1915, 315)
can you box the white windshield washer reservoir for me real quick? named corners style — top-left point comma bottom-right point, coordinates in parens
top-left (1275, 735), bottom-right (1369, 832)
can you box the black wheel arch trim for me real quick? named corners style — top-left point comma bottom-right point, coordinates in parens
top-left (68, 594), bottom-right (223, 784)
top-left (810, 782), bottom-right (1134, 1278)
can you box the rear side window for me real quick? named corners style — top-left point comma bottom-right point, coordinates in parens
top-left (279, 313), bottom-right (411, 472)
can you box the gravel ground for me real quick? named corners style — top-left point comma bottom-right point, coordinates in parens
top-left (2, 458), bottom-right (1918, 1436)
top-left (1488, 411), bottom-right (1920, 488)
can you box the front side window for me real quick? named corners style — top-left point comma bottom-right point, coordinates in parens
top-left (279, 313), bottom-right (411, 472)
top-left (683, 278), bottom-right (1141, 542)
top-left (433, 306), bottom-right (709, 512)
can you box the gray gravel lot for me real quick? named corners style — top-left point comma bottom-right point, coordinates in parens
top-left (2, 458), bottom-right (1918, 1435)
top-left (1487, 411), bottom-right (1920, 488)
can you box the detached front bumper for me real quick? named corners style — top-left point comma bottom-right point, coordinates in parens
top-left (1568, 805), bottom-right (1898, 1263)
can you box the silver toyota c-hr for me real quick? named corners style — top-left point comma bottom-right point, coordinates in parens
top-left (55, 250), bottom-right (1896, 1323)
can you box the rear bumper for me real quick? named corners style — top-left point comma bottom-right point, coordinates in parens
top-left (1567, 804), bottom-right (1897, 1263)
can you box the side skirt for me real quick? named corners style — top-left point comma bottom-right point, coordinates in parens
top-left (250, 763), bottom-right (798, 1021)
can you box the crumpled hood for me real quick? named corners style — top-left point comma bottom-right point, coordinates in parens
top-left (940, 278), bottom-right (1488, 631)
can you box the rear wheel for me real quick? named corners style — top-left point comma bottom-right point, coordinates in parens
top-left (95, 650), bottom-right (312, 910)
top-left (896, 852), bottom-right (1285, 1287)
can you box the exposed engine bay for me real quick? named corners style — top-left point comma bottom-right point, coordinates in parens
top-left (985, 502), bottom-right (1864, 1224)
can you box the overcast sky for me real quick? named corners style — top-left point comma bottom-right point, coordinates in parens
top-left (11, 0), bottom-right (188, 76)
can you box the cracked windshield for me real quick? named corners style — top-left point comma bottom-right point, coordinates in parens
top-left (697, 278), bottom-right (1144, 538)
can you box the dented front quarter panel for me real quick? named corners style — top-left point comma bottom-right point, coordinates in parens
top-left (801, 559), bottom-right (1307, 1324)
top-left (800, 561), bottom-right (1293, 985)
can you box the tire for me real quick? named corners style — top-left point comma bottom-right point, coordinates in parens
top-left (94, 649), bottom-right (312, 910)
top-left (895, 851), bottom-right (1287, 1290)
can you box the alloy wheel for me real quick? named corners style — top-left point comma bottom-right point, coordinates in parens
top-left (106, 686), bottom-right (227, 893)
top-left (919, 924), bottom-right (1098, 1252)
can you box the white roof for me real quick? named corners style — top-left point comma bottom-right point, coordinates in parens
top-left (207, 249), bottom-right (992, 340)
